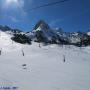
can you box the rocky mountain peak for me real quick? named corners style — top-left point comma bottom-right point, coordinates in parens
top-left (33, 20), bottom-right (50, 30)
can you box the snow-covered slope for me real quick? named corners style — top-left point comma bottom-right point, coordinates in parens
top-left (0, 24), bottom-right (90, 90)
top-left (0, 30), bottom-right (22, 52)
top-left (0, 41), bottom-right (90, 90)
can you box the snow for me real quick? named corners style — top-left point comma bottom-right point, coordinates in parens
top-left (0, 31), bottom-right (22, 52)
top-left (87, 31), bottom-right (90, 36)
top-left (0, 31), bottom-right (90, 90)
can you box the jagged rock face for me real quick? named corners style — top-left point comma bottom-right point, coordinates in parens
top-left (31, 20), bottom-right (63, 44)
top-left (33, 20), bottom-right (50, 30)
top-left (11, 34), bottom-right (31, 44)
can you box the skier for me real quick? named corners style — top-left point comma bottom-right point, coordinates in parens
top-left (63, 55), bottom-right (66, 63)
top-left (22, 49), bottom-right (25, 56)
top-left (0, 50), bottom-right (1, 55)
top-left (39, 43), bottom-right (41, 48)
top-left (0, 48), bottom-right (2, 55)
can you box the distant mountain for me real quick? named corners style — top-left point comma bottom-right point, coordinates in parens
top-left (26, 20), bottom-right (90, 46)
top-left (0, 20), bottom-right (90, 46)
top-left (33, 20), bottom-right (50, 30)
top-left (28, 20), bottom-right (68, 44)
top-left (0, 25), bottom-right (22, 35)
top-left (0, 25), bottom-right (31, 44)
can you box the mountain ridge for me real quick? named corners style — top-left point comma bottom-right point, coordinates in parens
top-left (0, 20), bottom-right (90, 46)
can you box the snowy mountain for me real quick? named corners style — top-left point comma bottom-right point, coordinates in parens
top-left (33, 20), bottom-right (50, 30)
top-left (31, 20), bottom-right (61, 43)
top-left (26, 20), bottom-right (90, 46)
top-left (0, 20), bottom-right (90, 46)
top-left (27, 20), bottom-right (69, 44)
top-left (0, 25), bottom-right (22, 34)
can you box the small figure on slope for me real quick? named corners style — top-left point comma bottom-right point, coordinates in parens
top-left (63, 55), bottom-right (66, 63)
top-left (22, 49), bottom-right (25, 56)
top-left (0, 48), bottom-right (2, 55)
top-left (39, 43), bottom-right (41, 48)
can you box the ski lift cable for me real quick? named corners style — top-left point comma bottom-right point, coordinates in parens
top-left (29, 0), bottom-right (69, 11)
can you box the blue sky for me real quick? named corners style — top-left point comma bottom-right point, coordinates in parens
top-left (0, 0), bottom-right (90, 32)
